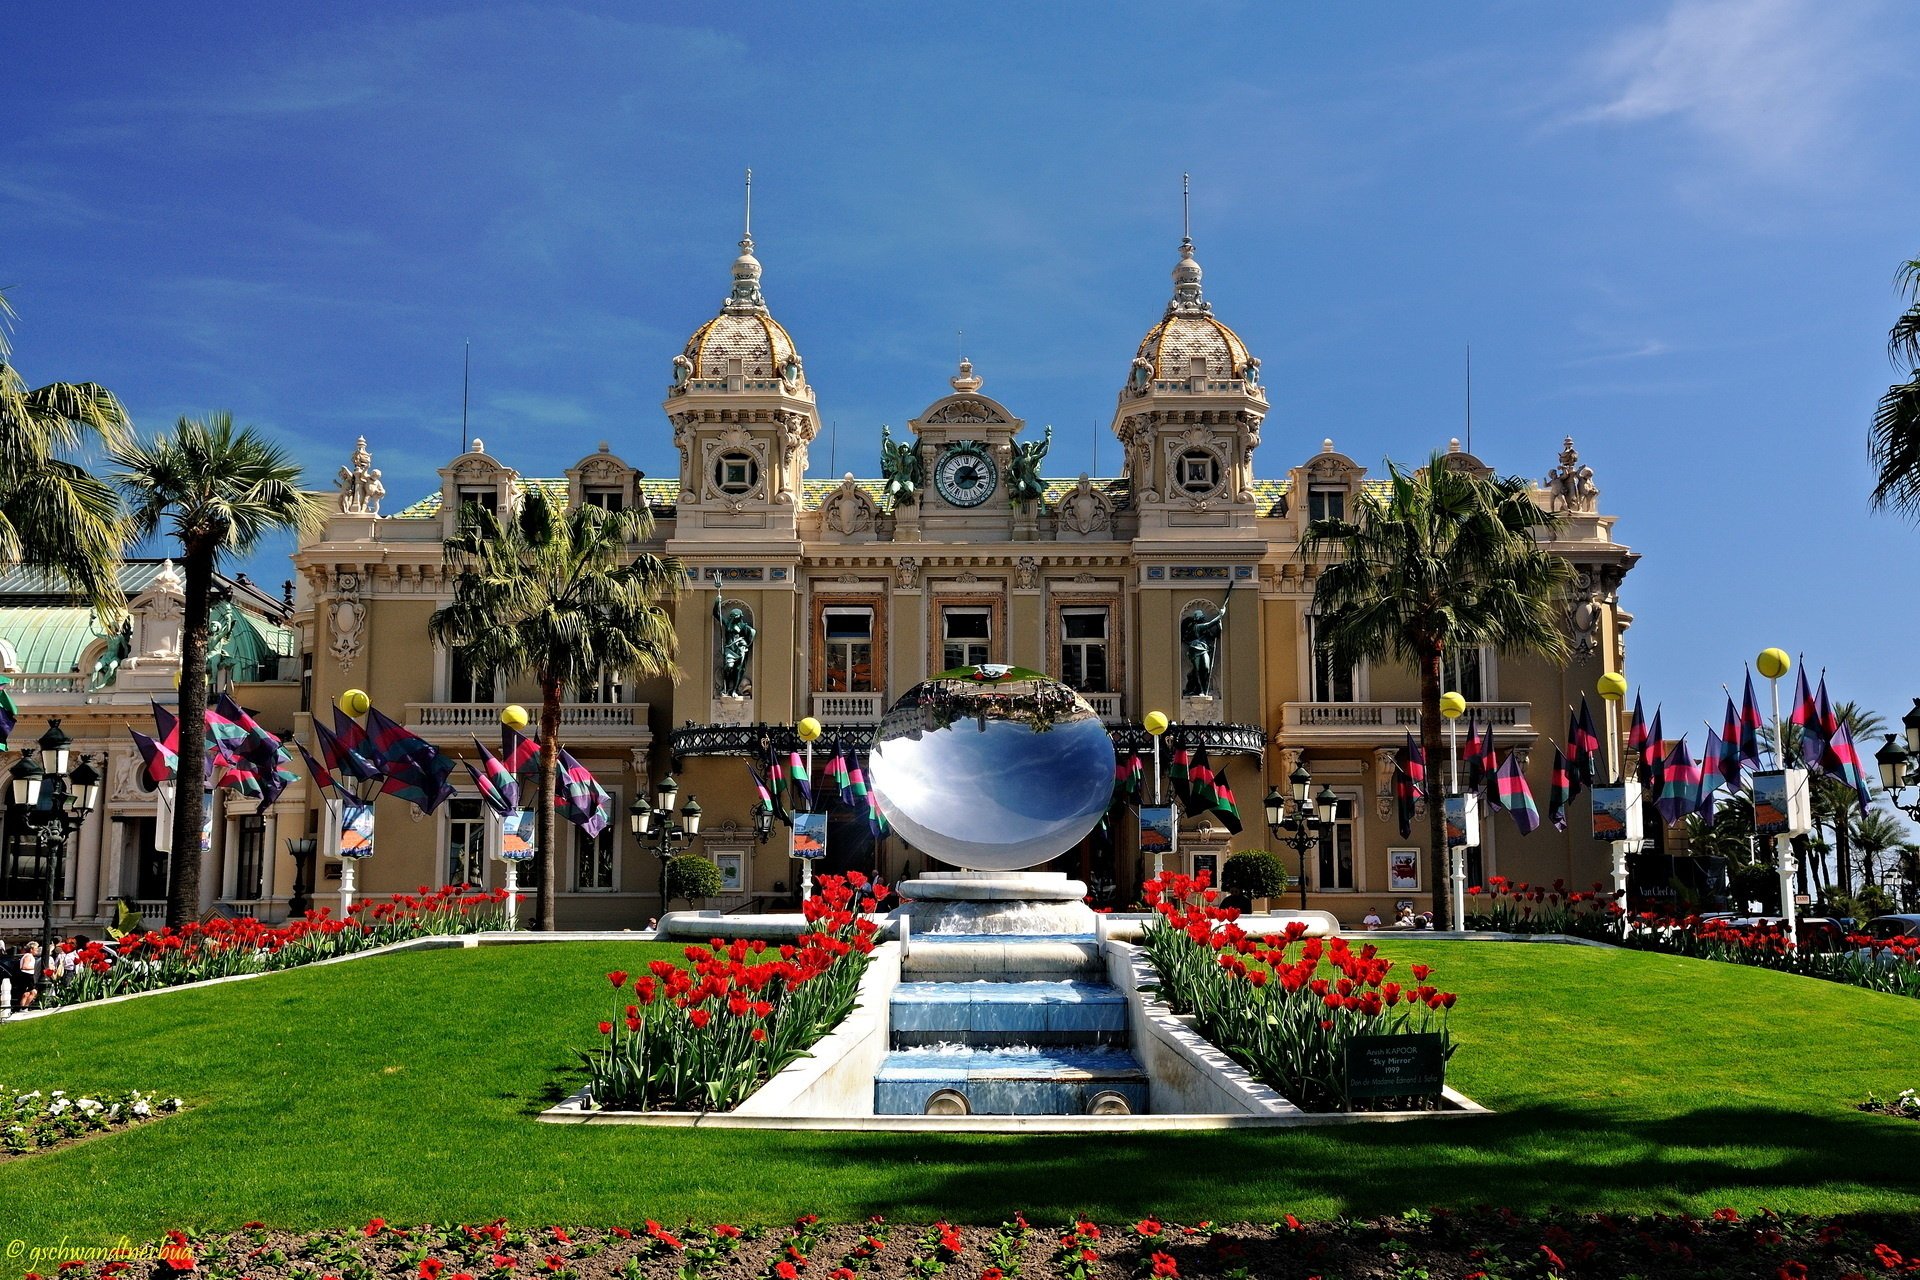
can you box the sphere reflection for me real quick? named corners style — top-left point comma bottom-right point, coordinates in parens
top-left (870, 669), bottom-right (1115, 871)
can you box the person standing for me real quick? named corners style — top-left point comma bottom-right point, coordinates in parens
top-left (15, 942), bottom-right (40, 1009)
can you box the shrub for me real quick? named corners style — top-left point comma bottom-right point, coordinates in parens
top-left (1223, 850), bottom-right (1286, 900)
top-left (665, 854), bottom-right (724, 905)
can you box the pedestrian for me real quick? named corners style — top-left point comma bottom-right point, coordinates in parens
top-left (16, 942), bottom-right (41, 1009)
top-left (1361, 907), bottom-right (1382, 931)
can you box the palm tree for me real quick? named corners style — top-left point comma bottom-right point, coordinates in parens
top-left (1850, 808), bottom-right (1917, 897)
top-left (0, 292), bottom-right (131, 613)
top-left (1304, 455), bottom-right (1572, 926)
top-left (1870, 259), bottom-right (1920, 515)
top-left (429, 488), bottom-right (680, 932)
top-left (115, 414), bottom-right (326, 927)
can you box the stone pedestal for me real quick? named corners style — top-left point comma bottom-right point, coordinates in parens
top-left (1179, 694), bottom-right (1223, 725)
top-left (894, 870), bottom-right (1098, 936)
top-left (710, 697), bottom-right (754, 726)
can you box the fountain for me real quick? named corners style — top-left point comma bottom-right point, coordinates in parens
top-left (869, 667), bottom-right (1149, 1115)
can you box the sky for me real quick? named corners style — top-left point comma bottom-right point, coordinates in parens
top-left (6, 0), bottom-right (1920, 763)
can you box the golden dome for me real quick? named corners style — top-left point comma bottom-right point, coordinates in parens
top-left (1128, 236), bottom-right (1257, 383)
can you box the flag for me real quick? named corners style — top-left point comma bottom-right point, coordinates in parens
top-left (1210, 760), bottom-right (1243, 835)
top-left (1699, 729), bottom-right (1732, 810)
top-left (824, 739), bottom-right (852, 806)
top-left (296, 738), bottom-right (341, 802)
top-left (1461, 717), bottom-right (1486, 792)
top-left (501, 725), bottom-right (539, 777)
top-left (1183, 746), bottom-right (1219, 818)
top-left (1627, 695), bottom-right (1650, 787)
top-left (1822, 718), bottom-right (1874, 815)
top-left (1169, 745), bottom-right (1193, 808)
top-left (364, 706), bottom-right (457, 813)
top-left (1547, 745), bottom-right (1572, 832)
top-left (1739, 671), bottom-right (1764, 767)
top-left (553, 747), bottom-right (611, 839)
top-left (0, 675), bottom-right (14, 749)
top-left (1403, 731), bottom-right (1427, 797)
top-left (215, 693), bottom-right (295, 809)
top-left (466, 735), bottom-right (521, 818)
top-left (1568, 699), bottom-right (1599, 791)
top-left (129, 728), bottom-right (175, 788)
top-left (1717, 696), bottom-right (1746, 789)
top-left (787, 748), bottom-right (813, 810)
top-left (1395, 732), bottom-right (1424, 840)
top-left (1804, 676), bottom-right (1839, 773)
top-left (1788, 666), bottom-right (1818, 763)
top-left (763, 743), bottom-right (791, 826)
top-left (1641, 707), bottom-right (1664, 795)
top-left (1654, 738), bottom-right (1703, 826)
top-left (324, 709), bottom-right (383, 782)
top-left (747, 762), bottom-right (774, 814)
top-left (1494, 753), bottom-right (1540, 835)
top-left (857, 753), bottom-right (889, 838)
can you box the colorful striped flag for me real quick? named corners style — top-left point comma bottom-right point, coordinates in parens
top-left (0, 675), bottom-right (15, 749)
top-left (855, 752), bottom-right (889, 838)
top-left (501, 725), bottom-right (539, 777)
top-left (554, 747), bottom-right (611, 838)
top-left (1568, 699), bottom-right (1600, 791)
top-left (1112, 752), bottom-right (1144, 804)
top-left (1462, 717), bottom-right (1487, 793)
top-left (1822, 717), bottom-right (1874, 815)
top-left (1654, 738), bottom-right (1703, 826)
top-left (746, 761), bottom-right (774, 814)
top-left (325, 709), bottom-right (383, 782)
top-left (787, 748), bottom-right (812, 810)
top-left (1700, 729), bottom-right (1733, 812)
top-left (1169, 745), bottom-right (1193, 809)
top-left (1804, 675), bottom-right (1840, 773)
top-left (215, 693), bottom-right (296, 809)
top-left (1718, 695), bottom-right (1746, 789)
top-left (1211, 760), bottom-right (1243, 835)
top-left (1494, 753), bottom-right (1540, 835)
top-left (465, 735), bottom-right (520, 818)
top-left (128, 728), bottom-right (175, 788)
top-left (296, 738), bottom-right (339, 801)
top-left (1788, 667), bottom-right (1819, 763)
top-left (1547, 745), bottom-right (1572, 832)
top-left (824, 738), bottom-right (851, 805)
top-left (365, 705), bottom-right (457, 813)
top-left (1739, 671), bottom-right (1764, 767)
top-left (1627, 694), bottom-right (1650, 786)
top-left (1183, 746), bottom-right (1219, 818)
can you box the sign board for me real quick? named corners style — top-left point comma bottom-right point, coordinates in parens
top-left (1752, 769), bottom-right (1812, 837)
top-left (1443, 794), bottom-right (1479, 849)
top-left (1387, 848), bottom-right (1421, 891)
top-left (496, 808), bottom-right (537, 862)
top-left (1590, 780), bottom-right (1643, 844)
top-left (791, 811), bottom-right (828, 860)
top-left (337, 800), bottom-right (375, 860)
top-left (1345, 1033), bottom-right (1446, 1100)
top-left (1138, 806), bottom-right (1178, 857)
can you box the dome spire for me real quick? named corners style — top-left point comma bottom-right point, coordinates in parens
top-left (1169, 171), bottom-right (1208, 316)
top-left (726, 167), bottom-right (766, 314)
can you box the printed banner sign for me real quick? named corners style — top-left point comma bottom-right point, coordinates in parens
top-left (1139, 805), bottom-right (1178, 856)
top-left (339, 800), bottom-right (375, 860)
top-left (1590, 781), bottom-right (1644, 844)
top-left (1752, 769), bottom-right (1812, 837)
top-left (790, 811), bottom-right (828, 860)
top-left (1443, 794), bottom-right (1479, 848)
top-left (497, 808), bottom-right (537, 862)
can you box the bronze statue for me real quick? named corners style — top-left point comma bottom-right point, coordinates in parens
top-left (713, 597), bottom-right (755, 698)
top-left (880, 425), bottom-right (922, 505)
top-left (1180, 596), bottom-right (1227, 697)
top-left (1007, 424), bottom-right (1052, 506)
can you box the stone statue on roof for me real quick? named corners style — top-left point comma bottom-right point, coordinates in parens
top-left (880, 424), bottom-right (921, 505)
top-left (87, 614), bottom-right (132, 690)
top-left (1543, 436), bottom-right (1598, 514)
top-left (1007, 424), bottom-right (1052, 506)
top-left (206, 592), bottom-right (242, 691)
top-left (337, 436), bottom-right (385, 516)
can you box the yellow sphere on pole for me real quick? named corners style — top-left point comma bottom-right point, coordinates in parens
top-left (1756, 648), bottom-right (1791, 681)
top-left (500, 704), bottom-right (531, 730)
top-left (338, 688), bottom-right (371, 716)
top-left (1438, 691), bottom-right (1467, 720)
top-left (1143, 710), bottom-right (1170, 737)
top-left (797, 716), bottom-right (823, 743)
top-left (1596, 672), bottom-right (1628, 702)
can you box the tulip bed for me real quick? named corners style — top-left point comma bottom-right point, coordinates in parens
top-left (36, 1210), bottom-right (1920, 1280)
top-left (43, 886), bottom-right (518, 1009)
top-left (1140, 872), bottom-right (1457, 1111)
top-left (581, 874), bottom-right (881, 1112)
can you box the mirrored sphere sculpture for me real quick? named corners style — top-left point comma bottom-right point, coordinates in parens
top-left (870, 667), bottom-right (1115, 871)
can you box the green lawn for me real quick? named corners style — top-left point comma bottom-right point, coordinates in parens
top-left (2, 939), bottom-right (1919, 1238)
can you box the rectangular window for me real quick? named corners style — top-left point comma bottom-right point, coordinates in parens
top-left (1315, 796), bottom-right (1358, 890)
top-left (582, 487), bottom-right (625, 512)
top-left (448, 798), bottom-right (487, 888)
top-left (941, 607), bottom-right (992, 671)
top-left (449, 647), bottom-right (495, 703)
top-left (457, 487), bottom-right (498, 517)
top-left (1308, 487), bottom-right (1345, 522)
top-left (573, 822), bottom-right (615, 892)
top-left (0, 806), bottom-right (55, 901)
top-left (823, 608), bottom-right (874, 693)
top-left (1060, 608), bottom-right (1110, 693)
top-left (132, 818), bottom-right (168, 901)
top-left (1446, 646), bottom-right (1486, 703)
top-left (1308, 617), bottom-right (1357, 703)
top-left (234, 815), bottom-right (266, 900)
top-left (576, 670), bottom-right (622, 704)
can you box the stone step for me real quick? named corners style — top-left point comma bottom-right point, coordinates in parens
top-left (902, 938), bottom-right (1104, 981)
top-left (891, 980), bottom-right (1128, 1045)
top-left (874, 1046), bottom-right (1149, 1115)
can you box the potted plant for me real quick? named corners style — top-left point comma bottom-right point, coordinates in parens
top-left (665, 853), bottom-right (724, 908)
top-left (1224, 850), bottom-right (1287, 913)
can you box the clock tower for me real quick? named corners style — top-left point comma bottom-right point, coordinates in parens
top-left (898, 359), bottom-right (1038, 542)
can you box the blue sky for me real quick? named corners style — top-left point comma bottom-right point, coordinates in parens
top-left (7, 0), bottom-right (1920, 756)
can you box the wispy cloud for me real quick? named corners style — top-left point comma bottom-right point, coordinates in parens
top-left (1566, 0), bottom-right (1886, 180)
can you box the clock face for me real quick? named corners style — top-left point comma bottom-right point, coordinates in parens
top-left (934, 444), bottom-right (999, 508)
top-left (933, 443), bottom-right (998, 506)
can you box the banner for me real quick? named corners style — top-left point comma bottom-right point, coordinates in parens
top-left (1139, 805), bottom-right (1178, 857)
top-left (498, 808), bottom-right (537, 862)
top-left (790, 811), bottom-right (827, 861)
top-left (339, 800), bottom-right (375, 860)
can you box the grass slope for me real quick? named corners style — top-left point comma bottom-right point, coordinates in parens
top-left (0, 939), bottom-right (1917, 1237)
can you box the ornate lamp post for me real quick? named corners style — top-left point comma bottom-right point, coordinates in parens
top-left (629, 774), bottom-right (704, 908)
top-left (1874, 699), bottom-right (1920, 822)
top-left (285, 836), bottom-right (318, 917)
top-left (1264, 763), bottom-right (1337, 910)
top-left (7, 719), bottom-right (99, 998)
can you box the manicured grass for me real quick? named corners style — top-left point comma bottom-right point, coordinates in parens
top-left (2, 938), bottom-right (1918, 1239)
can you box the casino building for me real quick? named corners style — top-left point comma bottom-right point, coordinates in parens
top-left (0, 213), bottom-right (1639, 934)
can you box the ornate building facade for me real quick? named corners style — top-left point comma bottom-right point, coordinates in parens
top-left (278, 217), bottom-right (1638, 928)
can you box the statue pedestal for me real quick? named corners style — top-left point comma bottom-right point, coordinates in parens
top-left (710, 698), bottom-right (754, 726)
top-left (1012, 503), bottom-right (1038, 543)
top-left (1179, 694), bottom-right (1223, 725)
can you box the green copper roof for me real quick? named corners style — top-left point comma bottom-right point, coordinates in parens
top-left (0, 607), bottom-right (97, 676)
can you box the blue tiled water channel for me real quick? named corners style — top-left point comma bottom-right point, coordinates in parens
top-left (874, 938), bottom-right (1149, 1115)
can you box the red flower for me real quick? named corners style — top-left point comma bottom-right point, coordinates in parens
top-left (1135, 1219), bottom-right (1163, 1238)
top-left (714, 1225), bottom-right (743, 1239)
top-left (1874, 1243), bottom-right (1905, 1268)
top-left (752, 1028), bottom-right (768, 1042)
top-left (552, 1229), bottom-right (572, 1244)
top-left (598, 1021), bottom-right (614, 1035)
top-left (607, 970), bottom-right (629, 988)
top-left (776, 1265), bottom-right (800, 1280)
top-left (1080, 1249), bottom-right (1099, 1264)
top-left (1539, 1244), bottom-right (1564, 1272)
top-left (1779, 1263), bottom-right (1808, 1280)
top-left (490, 1256), bottom-right (515, 1271)
top-left (1150, 1253), bottom-right (1179, 1278)
top-left (421, 1261), bottom-right (445, 1280)
top-left (1283, 1215), bottom-right (1302, 1232)
top-left (689, 1009), bottom-right (712, 1029)
top-left (543, 1256), bottom-right (565, 1272)
top-left (1711, 1207), bottom-right (1740, 1222)
top-left (364, 1219), bottom-right (387, 1238)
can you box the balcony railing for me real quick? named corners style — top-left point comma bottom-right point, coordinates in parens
top-left (1082, 692), bottom-right (1124, 724)
top-left (1280, 700), bottom-right (1533, 738)
top-left (406, 702), bottom-right (648, 735)
top-left (7, 672), bottom-right (87, 697)
top-left (811, 691), bottom-right (883, 723)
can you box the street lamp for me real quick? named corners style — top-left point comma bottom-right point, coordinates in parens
top-left (285, 836), bottom-right (318, 916)
top-left (1265, 761), bottom-right (1333, 910)
top-left (630, 774), bottom-right (703, 906)
top-left (5, 719), bottom-right (97, 1002)
top-left (1875, 723), bottom-right (1920, 824)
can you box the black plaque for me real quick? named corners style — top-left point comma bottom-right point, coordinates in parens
top-left (1345, 1033), bottom-right (1445, 1099)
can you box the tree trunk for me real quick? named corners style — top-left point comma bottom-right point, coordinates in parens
top-left (1419, 645), bottom-right (1451, 929)
top-left (167, 548), bottom-right (215, 929)
top-left (1834, 805), bottom-right (1854, 898)
top-left (537, 675), bottom-right (562, 932)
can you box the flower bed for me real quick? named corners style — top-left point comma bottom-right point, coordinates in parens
top-left (44, 886), bottom-right (518, 1010)
top-left (1139, 872), bottom-right (1457, 1112)
top-left (581, 873), bottom-right (881, 1113)
top-left (1465, 875), bottom-right (1620, 935)
top-left (1, 1085), bottom-right (182, 1156)
top-left (37, 1210), bottom-right (1920, 1280)
top-left (1861, 1088), bottom-right (1920, 1123)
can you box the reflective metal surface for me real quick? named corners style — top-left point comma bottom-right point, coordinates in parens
top-left (870, 670), bottom-right (1115, 871)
